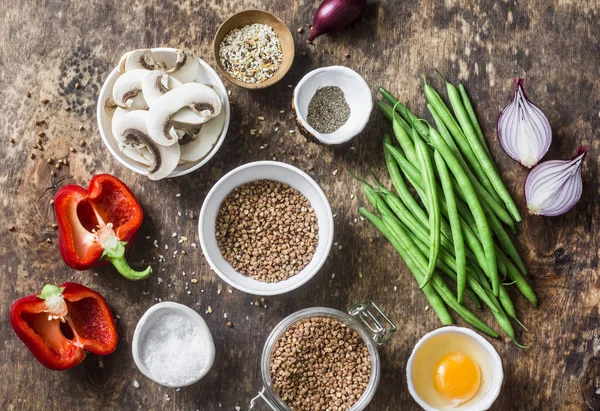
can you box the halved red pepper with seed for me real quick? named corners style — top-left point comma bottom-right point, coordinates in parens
top-left (54, 174), bottom-right (151, 280)
top-left (10, 283), bottom-right (118, 370)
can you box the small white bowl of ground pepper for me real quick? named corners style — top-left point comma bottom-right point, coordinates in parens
top-left (198, 161), bottom-right (334, 296)
top-left (293, 66), bottom-right (373, 145)
top-left (213, 10), bottom-right (295, 90)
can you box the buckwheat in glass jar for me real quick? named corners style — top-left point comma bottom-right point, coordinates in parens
top-left (270, 317), bottom-right (371, 410)
top-left (251, 304), bottom-right (396, 411)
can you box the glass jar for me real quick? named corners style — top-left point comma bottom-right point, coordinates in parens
top-left (249, 301), bottom-right (397, 410)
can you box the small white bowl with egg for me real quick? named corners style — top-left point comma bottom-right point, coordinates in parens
top-left (293, 66), bottom-right (373, 145)
top-left (97, 47), bottom-right (231, 180)
top-left (198, 161), bottom-right (334, 296)
top-left (407, 326), bottom-right (504, 411)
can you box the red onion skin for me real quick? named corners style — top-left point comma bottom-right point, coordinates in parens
top-left (308, 0), bottom-right (367, 42)
top-left (524, 146), bottom-right (586, 217)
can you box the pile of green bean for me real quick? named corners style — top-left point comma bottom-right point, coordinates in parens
top-left (357, 77), bottom-right (537, 342)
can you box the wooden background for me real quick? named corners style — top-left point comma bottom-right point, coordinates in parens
top-left (1, 0), bottom-right (599, 410)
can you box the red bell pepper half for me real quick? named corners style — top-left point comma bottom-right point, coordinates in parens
top-left (10, 283), bottom-right (118, 370)
top-left (54, 174), bottom-right (151, 280)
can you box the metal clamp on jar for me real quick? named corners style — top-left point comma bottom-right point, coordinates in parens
top-left (249, 301), bottom-right (397, 410)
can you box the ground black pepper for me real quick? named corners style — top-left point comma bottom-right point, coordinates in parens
top-left (306, 86), bottom-right (351, 134)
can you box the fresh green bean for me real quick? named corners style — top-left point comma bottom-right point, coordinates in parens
top-left (379, 87), bottom-right (411, 124)
top-left (372, 167), bottom-right (479, 267)
top-left (434, 150), bottom-right (467, 303)
top-left (444, 80), bottom-right (521, 223)
top-left (376, 188), bottom-right (453, 259)
top-left (414, 135), bottom-right (440, 287)
top-left (459, 84), bottom-right (492, 158)
top-left (407, 229), bottom-right (483, 308)
top-left (496, 249), bottom-right (538, 307)
top-left (379, 212), bottom-right (498, 337)
top-left (404, 223), bottom-right (495, 310)
top-left (486, 206), bottom-right (527, 274)
top-left (470, 265), bottom-right (520, 341)
top-left (385, 143), bottom-right (492, 278)
top-left (359, 208), bottom-right (454, 325)
top-left (383, 134), bottom-right (428, 226)
top-left (428, 104), bottom-right (514, 228)
top-left (387, 141), bottom-right (502, 287)
top-left (379, 87), bottom-right (430, 139)
top-left (424, 80), bottom-right (509, 211)
top-left (363, 179), bottom-right (500, 336)
top-left (459, 194), bottom-right (526, 275)
top-left (392, 106), bottom-right (417, 165)
top-left (428, 128), bottom-right (499, 296)
top-left (374, 192), bottom-right (482, 309)
top-left (377, 100), bottom-right (412, 135)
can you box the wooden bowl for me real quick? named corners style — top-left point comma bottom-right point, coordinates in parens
top-left (213, 10), bottom-right (295, 90)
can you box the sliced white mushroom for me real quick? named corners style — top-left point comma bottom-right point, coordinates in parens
top-left (121, 145), bottom-right (154, 167)
top-left (146, 83), bottom-right (222, 146)
top-left (166, 49), bottom-right (201, 83)
top-left (118, 49), bottom-right (155, 73)
top-left (180, 109), bottom-right (226, 163)
top-left (112, 110), bottom-right (180, 180)
top-left (112, 69), bottom-right (149, 109)
top-left (111, 107), bottom-right (130, 144)
top-left (141, 71), bottom-right (207, 126)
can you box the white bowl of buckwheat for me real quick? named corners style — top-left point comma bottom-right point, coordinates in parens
top-left (198, 161), bottom-right (334, 296)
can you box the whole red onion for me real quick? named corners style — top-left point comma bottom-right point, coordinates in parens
top-left (308, 0), bottom-right (368, 42)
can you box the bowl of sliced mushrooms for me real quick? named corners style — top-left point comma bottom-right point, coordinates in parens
top-left (97, 48), bottom-right (230, 180)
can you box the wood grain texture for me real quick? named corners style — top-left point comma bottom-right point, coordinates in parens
top-left (1, 0), bottom-right (599, 410)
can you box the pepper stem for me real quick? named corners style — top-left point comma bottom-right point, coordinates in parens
top-left (37, 284), bottom-right (68, 321)
top-left (97, 224), bottom-right (152, 281)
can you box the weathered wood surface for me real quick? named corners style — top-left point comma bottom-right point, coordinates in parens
top-left (1, 0), bottom-right (599, 410)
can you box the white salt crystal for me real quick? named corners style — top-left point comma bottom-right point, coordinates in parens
top-left (140, 313), bottom-right (208, 386)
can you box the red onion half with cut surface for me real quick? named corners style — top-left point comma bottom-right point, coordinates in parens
top-left (497, 79), bottom-right (552, 168)
top-left (308, 0), bottom-right (368, 42)
top-left (525, 146), bottom-right (586, 217)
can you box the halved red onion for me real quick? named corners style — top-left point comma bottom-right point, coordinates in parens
top-left (525, 147), bottom-right (586, 216)
top-left (497, 79), bottom-right (552, 168)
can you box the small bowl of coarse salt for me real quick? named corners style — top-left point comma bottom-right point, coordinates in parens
top-left (132, 302), bottom-right (215, 388)
top-left (213, 10), bottom-right (295, 90)
top-left (199, 161), bottom-right (334, 296)
top-left (293, 66), bottom-right (373, 145)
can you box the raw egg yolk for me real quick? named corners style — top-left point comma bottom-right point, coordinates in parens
top-left (433, 351), bottom-right (481, 406)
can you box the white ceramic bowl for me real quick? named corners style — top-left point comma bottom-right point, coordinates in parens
top-left (131, 302), bottom-right (215, 388)
top-left (293, 66), bottom-right (373, 145)
top-left (198, 161), bottom-right (334, 296)
top-left (97, 47), bottom-right (231, 178)
top-left (406, 326), bottom-right (504, 411)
